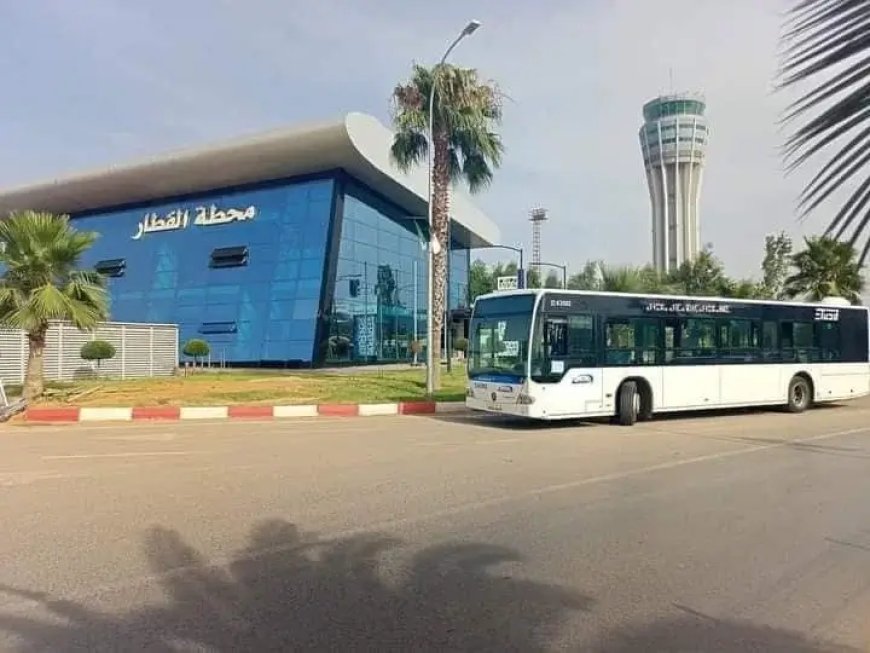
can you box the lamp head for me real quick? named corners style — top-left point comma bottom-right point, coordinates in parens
top-left (462, 20), bottom-right (481, 36)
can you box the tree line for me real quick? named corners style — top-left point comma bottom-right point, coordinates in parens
top-left (470, 233), bottom-right (865, 304)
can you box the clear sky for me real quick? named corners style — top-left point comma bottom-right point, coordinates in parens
top-left (0, 0), bottom-right (821, 279)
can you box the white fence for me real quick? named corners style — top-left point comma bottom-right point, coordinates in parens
top-left (0, 321), bottom-right (178, 383)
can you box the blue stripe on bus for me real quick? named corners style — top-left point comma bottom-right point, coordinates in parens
top-left (470, 374), bottom-right (525, 384)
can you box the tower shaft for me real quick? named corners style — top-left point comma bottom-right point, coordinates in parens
top-left (639, 94), bottom-right (709, 273)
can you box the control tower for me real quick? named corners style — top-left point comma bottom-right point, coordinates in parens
top-left (639, 94), bottom-right (709, 273)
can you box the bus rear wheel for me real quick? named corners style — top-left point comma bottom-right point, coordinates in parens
top-left (786, 375), bottom-right (812, 413)
top-left (617, 380), bottom-right (639, 426)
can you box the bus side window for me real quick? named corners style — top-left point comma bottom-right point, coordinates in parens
top-left (566, 314), bottom-right (596, 366)
top-left (762, 321), bottom-right (778, 360)
top-left (605, 318), bottom-right (658, 366)
top-left (605, 320), bottom-right (635, 365)
top-left (664, 319), bottom-right (679, 363)
top-left (680, 318), bottom-right (716, 360)
top-left (636, 320), bottom-right (660, 365)
top-left (719, 319), bottom-right (756, 362)
top-left (794, 322), bottom-right (815, 362)
top-left (815, 321), bottom-right (840, 361)
top-left (780, 322), bottom-right (795, 361)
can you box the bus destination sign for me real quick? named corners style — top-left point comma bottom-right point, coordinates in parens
top-left (642, 300), bottom-right (732, 315)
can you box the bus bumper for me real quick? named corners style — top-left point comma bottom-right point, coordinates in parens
top-left (465, 396), bottom-right (533, 418)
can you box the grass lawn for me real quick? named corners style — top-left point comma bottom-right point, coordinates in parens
top-left (29, 365), bottom-right (468, 407)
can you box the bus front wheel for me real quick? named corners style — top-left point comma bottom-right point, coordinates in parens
top-left (786, 375), bottom-right (812, 413)
top-left (617, 381), bottom-right (639, 426)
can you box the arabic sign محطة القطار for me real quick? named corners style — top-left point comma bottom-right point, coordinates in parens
top-left (131, 205), bottom-right (257, 240)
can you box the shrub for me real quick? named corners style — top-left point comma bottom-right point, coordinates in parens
top-left (183, 338), bottom-right (210, 366)
top-left (452, 337), bottom-right (468, 353)
top-left (80, 340), bottom-right (116, 369)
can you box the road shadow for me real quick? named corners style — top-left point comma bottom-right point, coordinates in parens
top-left (434, 406), bottom-right (780, 432)
top-left (589, 608), bottom-right (862, 652)
top-left (442, 402), bottom-right (856, 432)
top-left (647, 401), bottom-right (857, 424)
top-left (743, 438), bottom-right (870, 459)
top-left (433, 413), bottom-right (600, 432)
top-left (826, 537), bottom-right (870, 553)
top-left (665, 426), bottom-right (870, 460)
top-left (0, 519), bottom-right (590, 651)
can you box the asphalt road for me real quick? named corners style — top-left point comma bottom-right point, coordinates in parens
top-left (0, 402), bottom-right (869, 651)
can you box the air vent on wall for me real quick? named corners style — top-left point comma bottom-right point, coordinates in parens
top-left (210, 246), bottom-right (248, 268)
top-left (198, 321), bottom-right (237, 335)
top-left (95, 258), bottom-right (126, 277)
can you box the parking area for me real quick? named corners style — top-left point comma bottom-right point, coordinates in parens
top-left (0, 399), bottom-right (869, 650)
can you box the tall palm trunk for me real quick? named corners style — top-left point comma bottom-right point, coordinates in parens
top-left (24, 328), bottom-right (47, 401)
top-left (430, 130), bottom-right (452, 391)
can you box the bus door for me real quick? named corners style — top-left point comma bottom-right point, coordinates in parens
top-left (536, 313), bottom-right (603, 416)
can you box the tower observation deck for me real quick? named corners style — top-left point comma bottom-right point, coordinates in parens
top-left (639, 94), bottom-right (709, 273)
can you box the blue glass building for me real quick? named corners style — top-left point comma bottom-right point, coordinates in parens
top-left (0, 113), bottom-right (498, 367)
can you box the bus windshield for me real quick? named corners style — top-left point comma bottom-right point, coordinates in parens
top-left (468, 294), bottom-right (535, 379)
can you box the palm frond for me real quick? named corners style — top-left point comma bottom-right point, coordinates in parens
top-left (0, 211), bottom-right (108, 334)
top-left (784, 0), bottom-right (866, 39)
top-left (782, 236), bottom-right (864, 302)
top-left (390, 62), bottom-right (503, 195)
top-left (390, 131), bottom-right (428, 171)
top-left (459, 154), bottom-right (494, 193)
top-left (779, 0), bottom-right (870, 264)
top-left (30, 284), bottom-right (77, 319)
top-left (827, 174), bottom-right (870, 239)
top-left (446, 148), bottom-right (463, 184)
top-left (798, 129), bottom-right (870, 216)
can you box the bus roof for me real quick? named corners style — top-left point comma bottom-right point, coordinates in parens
top-left (473, 288), bottom-right (868, 311)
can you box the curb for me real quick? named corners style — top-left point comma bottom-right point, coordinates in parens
top-left (23, 401), bottom-right (468, 424)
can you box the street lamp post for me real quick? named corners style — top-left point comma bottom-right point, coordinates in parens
top-left (535, 261), bottom-right (569, 289)
top-left (476, 244), bottom-right (524, 287)
top-left (426, 19), bottom-right (481, 397)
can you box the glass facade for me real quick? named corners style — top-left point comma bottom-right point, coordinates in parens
top-left (322, 179), bottom-right (469, 364)
top-left (449, 243), bottom-right (470, 312)
top-left (642, 98), bottom-right (706, 121)
top-left (72, 172), bottom-right (470, 367)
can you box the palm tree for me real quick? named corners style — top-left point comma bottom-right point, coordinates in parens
top-left (783, 236), bottom-right (864, 303)
top-left (599, 266), bottom-right (648, 293)
top-left (779, 0), bottom-right (870, 263)
top-left (567, 261), bottom-right (605, 290)
top-left (0, 212), bottom-right (109, 400)
top-left (581, 264), bottom-right (673, 295)
top-left (668, 249), bottom-right (727, 296)
top-left (720, 278), bottom-right (766, 299)
top-left (391, 64), bottom-right (503, 389)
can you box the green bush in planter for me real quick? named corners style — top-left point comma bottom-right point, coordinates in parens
top-left (80, 340), bottom-right (116, 370)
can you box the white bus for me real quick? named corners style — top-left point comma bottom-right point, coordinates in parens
top-left (466, 289), bottom-right (870, 424)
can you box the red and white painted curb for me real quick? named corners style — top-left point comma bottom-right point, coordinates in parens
top-left (23, 401), bottom-right (468, 424)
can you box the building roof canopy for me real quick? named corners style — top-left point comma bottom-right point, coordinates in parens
top-left (0, 112), bottom-right (498, 247)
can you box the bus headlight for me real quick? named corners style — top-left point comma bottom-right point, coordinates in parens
top-left (517, 393), bottom-right (535, 405)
